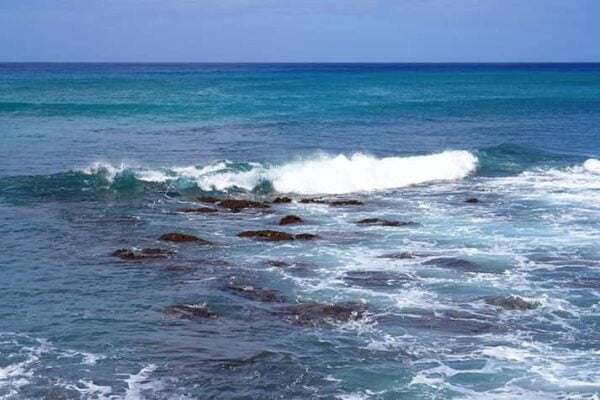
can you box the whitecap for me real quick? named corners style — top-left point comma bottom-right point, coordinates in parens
top-left (78, 150), bottom-right (478, 194)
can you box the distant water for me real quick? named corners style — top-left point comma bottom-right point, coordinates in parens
top-left (1, 63), bottom-right (599, 399)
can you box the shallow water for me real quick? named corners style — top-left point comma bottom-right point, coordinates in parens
top-left (1, 63), bottom-right (599, 399)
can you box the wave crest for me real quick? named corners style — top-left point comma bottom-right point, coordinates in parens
top-left (583, 158), bottom-right (600, 175)
top-left (79, 151), bottom-right (478, 195)
top-left (267, 151), bottom-right (478, 194)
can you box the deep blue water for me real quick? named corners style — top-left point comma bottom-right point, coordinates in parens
top-left (0, 63), bottom-right (599, 399)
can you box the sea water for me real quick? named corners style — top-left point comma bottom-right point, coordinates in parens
top-left (0, 63), bottom-right (599, 399)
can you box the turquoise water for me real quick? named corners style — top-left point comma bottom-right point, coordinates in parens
top-left (1, 63), bottom-right (599, 399)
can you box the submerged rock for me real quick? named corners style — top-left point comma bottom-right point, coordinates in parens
top-left (163, 304), bottom-right (218, 320)
top-left (299, 198), bottom-right (364, 206)
top-left (423, 257), bottom-right (481, 272)
top-left (343, 270), bottom-right (412, 287)
top-left (197, 196), bottom-right (220, 204)
top-left (238, 230), bottom-right (295, 241)
top-left (329, 200), bottom-right (364, 206)
top-left (299, 198), bottom-right (328, 204)
top-left (280, 303), bottom-right (366, 326)
top-left (272, 196), bottom-right (292, 204)
top-left (464, 198), bottom-right (480, 203)
top-left (159, 233), bottom-right (211, 244)
top-left (279, 215), bottom-right (302, 225)
top-left (177, 207), bottom-right (218, 213)
top-left (265, 260), bottom-right (290, 268)
top-left (218, 199), bottom-right (269, 212)
top-left (226, 284), bottom-right (285, 303)
top-left (294, 233), bottom-right (318, 240)
top-left (378, 251), bottom-right (415, 259)
top-left (112, 248), bottom-right (174, 260)
top-left (485, 296), bottom-right (537, 311)
top-left (357, 218), bottom-right (418, 227)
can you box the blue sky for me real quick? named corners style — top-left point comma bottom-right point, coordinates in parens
top-left (0, 0), bottom-right (598, 62)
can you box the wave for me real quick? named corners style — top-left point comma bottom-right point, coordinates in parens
top-left (487, 158), bottom-right (600, 208)
top-left (583, 158), bottom-right (600, 175)
top-left (81, 150), bottom-right (478, 195)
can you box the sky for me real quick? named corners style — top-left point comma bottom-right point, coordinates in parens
top-left (0, 0), bottom-right (598, 62)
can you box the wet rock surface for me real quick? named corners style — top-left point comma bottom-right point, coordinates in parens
top-left (343, 270), bottom-right (412, 287)
top-left (163, 304), bottom-right (218, 320)
top-left (159, 233), bottom-right (211, 244)
top-left (294, 233), bottom-right (318, 240)
top-left (226, 284), bottom-right (285, 303)
top-left (177, 207), bottom-right (218, 213)
top-left (378, 251), bottom-right (416, 259)
top-left (279, 215), bottom-right (302, 225)
top-left (485, 296), bottom-right (537, 310)
top-left (272, 196), bottom-right (292, 204)
top-left (238, 230), bottom-right (317, 241)
top-left (299, 198), bottom-right (328, 204)
top-left (218, 199), bottom-right (269, 212)
top-left (238, 230), bottom-right (295, 241)
top-left (329, 200), bottom-right (364, 206)
top-left (357, 218), bottom-right (418, 227)
top-left (279, 303), bottom-right (367, 326)
top-left (300, 198), bottom-right (364, 206)
top-left (423, 257), bottom-right (481, 272)
top-left (112, 248), bottom-right (174, 260)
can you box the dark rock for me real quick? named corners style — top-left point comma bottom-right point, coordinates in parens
top-left (112, 248), bottom-right (174, 260)
top-left (177, 207), bottom-right (218, 213)
top-left (163, 304), bottom-right (218, 320)
top-left (423, 257), bottom-right (481, 272)
top-left (378, 251), bottom-right (415, 259)
top-left (238, 230), bottom-right (295, 241)
top-left (279, 215), bottom-right (302, 225)
top-left (265, 260), bottom-right (290, 268)
top-left (197, 196), bottom-right (220, 203)
top-left (464, 198), bottom-right (480, 203)
top-left (485, 296), bottom-right (536, 311)
top-left (299, 198), bottom-right (328, 204)
top-left (299, 198), bottom-right (363, 206)
top-left (357, 218), bottom-right (418, 227)
top-left (280, 303), bottom-right (366, 326)
top-left (218, 199), bottom-right (269, 212)
top-left (159, 233), bottom-right (211, 244)
top-left (226, 284), bottom-right (285, 303)
top-left (272, 196), bottom-right (292, 204)
top-left (295, 233), bottom-right (318, 240)
top-left (343, 271), bottom-right (412, 287)
top-left (329, 200), bottom-right (364, 206)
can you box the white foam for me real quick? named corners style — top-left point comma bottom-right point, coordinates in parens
top-left (583, 158), bottom-right (600, 174)
top-left (124, 364), bottom-right (159, 400)
top-left (488, 158), bottom-right (600, 209)
top-left (268, 151), bottom-right (478, 194)
top-left (79, 150), bottom-right (478, 194)
top-left (82, 161), bottom-right (129, 182)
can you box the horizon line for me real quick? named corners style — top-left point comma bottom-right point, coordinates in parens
top-left (1, 61), bottom-right (600, 65)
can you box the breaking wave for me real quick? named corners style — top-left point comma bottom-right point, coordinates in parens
top-left (82, 150), bottom-right (478, 195)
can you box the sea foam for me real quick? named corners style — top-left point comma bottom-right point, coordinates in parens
top-left (583, 158), bottom-right (600, 175)
top-left (267, 151), bottom-right (478, 194)
top-left (80, 150), bottom-right (478, 195)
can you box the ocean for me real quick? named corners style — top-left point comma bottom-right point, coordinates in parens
top-left (0, 63), bottom-right (599, 399)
